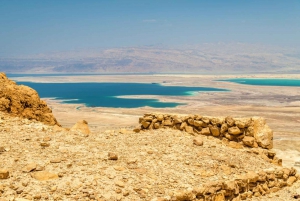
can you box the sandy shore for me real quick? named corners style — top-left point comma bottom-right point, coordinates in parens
top-left (13, 74), bottom-right (300, 169)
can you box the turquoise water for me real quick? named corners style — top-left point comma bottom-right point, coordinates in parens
top-left (16, 82), bottom-right (228, 108)
top-left (220, 78), bottom-right (300, 87)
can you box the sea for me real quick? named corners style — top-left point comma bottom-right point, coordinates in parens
top-left (10, 75), bottom-right (299, 108)
top-left (11, 77), bottom-right (228, 108)
top-left (219, 78), bottom-right (300, 87)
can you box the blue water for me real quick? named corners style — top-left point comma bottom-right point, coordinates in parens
top-left (219, 78), bottom-right (300, 87)
top-left (16, 82), bottom-right (228, 108)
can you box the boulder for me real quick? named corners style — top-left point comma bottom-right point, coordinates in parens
top-left (0, 72), bottom-right (60, 126)
top-left (252, 117), bottom-right (273, 149)
top-left (70, 120), bottom-right (90, 135)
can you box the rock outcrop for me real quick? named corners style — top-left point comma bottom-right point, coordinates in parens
top-left (0, 72), bottom-right (60, 126)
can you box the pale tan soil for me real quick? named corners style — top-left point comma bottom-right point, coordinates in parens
top-left (1, 112), bottom-right (300, 201)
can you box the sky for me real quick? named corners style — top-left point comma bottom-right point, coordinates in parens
top-left (0, 0), bottom-right (300, 57)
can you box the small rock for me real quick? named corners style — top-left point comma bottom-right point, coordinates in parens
top-left (0, 169), bottom-right (9, 179)
top-left (50, 158), bottom-right (62, 163)
top-left (193, 137), bottom-right (203, 146)
top-left (40, 142), bottom-right (50, 147)
top-left (108, 152), bottom-right (118, 160)
top-left (228, 141), bottom-right (243, 149)
top-left (22, 163), bottom-right (37, 173)
top-left (123, 190), bottom-right (130, 196)
top-left (43, 137), bottom-right (51, 141)
top-left (115, 180), bottom-right (125, 187)
top-left (114, 166), bottom-right (125, 171)
top-left (31, 171), bottom-right (59, 181)
top-left (119, 128), bottom-right (128, 134)
top-left (133, 127), bottom-right (141, 133)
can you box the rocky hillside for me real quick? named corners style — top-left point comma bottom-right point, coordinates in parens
top-left (0, 72), bottom-right (59, 126)
top-left (0, 111), bottom-right (300, 200)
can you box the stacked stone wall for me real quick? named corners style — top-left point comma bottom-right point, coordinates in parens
top-left (137, 114), bottom-right (273, 150)
top-left (171, 167), bottom-right (298, 200)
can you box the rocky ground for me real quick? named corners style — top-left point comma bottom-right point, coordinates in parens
top-left (1, 112), bottom-right (300, 201)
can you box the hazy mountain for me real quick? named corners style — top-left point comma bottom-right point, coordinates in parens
top-left (1, 43), bottom-right (299, 74)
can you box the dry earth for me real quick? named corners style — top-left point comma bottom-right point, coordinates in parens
top-left (1, 112), bottom-right (300, 201)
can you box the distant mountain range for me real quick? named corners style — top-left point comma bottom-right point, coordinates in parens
top-left (1, 43), bottom-right (299, 74)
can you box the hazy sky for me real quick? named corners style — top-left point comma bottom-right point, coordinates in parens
top-left (1, 0), bottom-right (299, 57)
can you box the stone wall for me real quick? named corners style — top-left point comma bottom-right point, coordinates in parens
top-left (136, 114), bottom-right (273, 150)
top-left (170, 167), bottom-right (298, 201)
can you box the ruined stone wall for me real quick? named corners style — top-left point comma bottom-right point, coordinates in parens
top-left (136, 114), bottom-right (273, 150)
top-left (171, 167), bottom-right (298, 200)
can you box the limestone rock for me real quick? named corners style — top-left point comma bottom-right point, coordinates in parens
top-left (0, 72), bottom-right (60, 126)
top-left (70, 120), bottom-right (90, 135)
top-left (133, 127), bottom-right (141, 133)
top-left (194, 120), bottom-right (204, 127)
top-left (201, 127), bottom-right (211, 135)
top-left (252, 117), bottom-right (273, 149)
top-left (242, 136), bottom-right (256, 147)
top-left (228, 127), bottom-right (242, 135)
top-left (22, 163), bottom-right (37, 173)
top-left (0, 169), bottom-right (9, 179)
top-left (185, 125), bottom-right (194, 134)
top-left (172, 190), bottom-right (195, 201)
top-left (225, 116), bottom-right (235, 127)
top-left (31, 171), bottom-right (59, 181)
top-left (228, 141), bottom-right (243, 149)
top-left (163, 119), bottom-right (173, 126)
top-left (220, 123), bottom-right (228, 134)
top-left (287, 176), bottom-right (297, 186)
top-left (210, 126), bottom-right (220, 137)
top-left (141, 121), bottom-right (151, 129)
top-left (108, 152), bottom-right (118, 160)
top-left (193, 137), bottom-right (203, 146)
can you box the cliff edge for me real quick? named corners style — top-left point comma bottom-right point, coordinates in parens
top-left (0, 72), bottom-right (60, 126)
